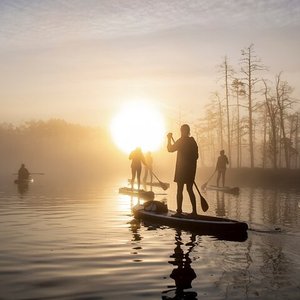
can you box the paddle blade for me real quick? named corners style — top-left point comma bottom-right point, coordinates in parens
top-left (160, 182), bottom-right (170, 190)
top-left (194, 182), bottom-right (209, 212)
top-left (200, 195), bottom-right (209, 212)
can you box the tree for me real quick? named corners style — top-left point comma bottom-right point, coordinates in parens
top-left (218, 56), bottom-right (234, 167)
top-left (240, 44), bottom-right (266, 168)
top-left (231, 79), bottom-right (245, 168)
top-left (262, 79), bottom-right (279, 169)
top-left (275, 72), bottom-right (294, 168)
top-left (211, 92), bottom-right (224, 150)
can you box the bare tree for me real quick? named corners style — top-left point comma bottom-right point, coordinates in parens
top-left (231, 79), bottom-right (245, 168)
top-left (287, 112), bottom-right (299, 168)
top-left (275, 72), bottom-right (294, 168)
top-left (295, 113), bottom-right (300, 168)
top-left (240, 44), bottom-right (266, 168)
top-left (218, 56), bottom-right (234, 167)
top-left (211, 92), bottom-right (224, 150)
top-left (262, 79), bottom-right (279, 169)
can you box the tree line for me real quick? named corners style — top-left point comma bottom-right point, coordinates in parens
top-left (194, 44), bottom-right (299, 169)
top-left (0, 119), bottom-right (125, 178)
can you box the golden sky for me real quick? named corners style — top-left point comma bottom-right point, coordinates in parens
top-left (0, 0), bottom-right (299, 127)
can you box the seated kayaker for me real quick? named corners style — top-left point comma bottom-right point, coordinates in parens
top-left (18, 163), bottom-right (30, 181)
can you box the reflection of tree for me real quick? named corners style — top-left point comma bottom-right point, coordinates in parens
top-left (162, 230), bottom-right (197, 299)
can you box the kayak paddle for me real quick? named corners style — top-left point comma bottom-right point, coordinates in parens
top-left (12, 172), bottom-right (44, 175)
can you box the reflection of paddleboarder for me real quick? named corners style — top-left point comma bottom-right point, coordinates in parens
top-left (215, 191), bottom-right (225, 217)
top-left (129, 147), bottom-right (146, 190)
top-left (163, 230), bottom-right (197, 299)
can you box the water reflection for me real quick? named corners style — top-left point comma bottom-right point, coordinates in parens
top-left (16, 182), bottom-right (29, 197)
top-left (1, 179), bottom-right (299, 299)
top-left (130, 218), bottom-right (142, 242)
top-left (162, 230), bottom-right (197, 299)
top-left (215, 191), bottom-right (225, 217)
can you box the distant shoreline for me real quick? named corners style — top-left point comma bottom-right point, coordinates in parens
top-left (197, 167), bottom-right (300, 188)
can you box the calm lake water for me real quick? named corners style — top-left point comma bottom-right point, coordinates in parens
top-left (0, 176), bottom-right (299, 299)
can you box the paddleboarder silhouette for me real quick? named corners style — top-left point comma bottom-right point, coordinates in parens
top-left (216, 150), bottom-right (229, 187)
top-left (167, 124), bottom-right (199, 217)
top-left (129, 147), bottom-right (146, 190)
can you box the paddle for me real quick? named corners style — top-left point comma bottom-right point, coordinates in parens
top-left (170, 136), bottom-right (209, 212)
top-left (201, 170), bottom-right (216, 190)
top-left (13, 173), bottom-right (45, 175)
top-left (30, 173), bottom-right (45, 175)
top-left (194, 182), bottom-right (209, 212)
top-left (149, 170), bottom-right (170, 191)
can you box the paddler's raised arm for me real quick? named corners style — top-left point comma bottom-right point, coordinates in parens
top-left (167, 132), bottom-right (178, 152)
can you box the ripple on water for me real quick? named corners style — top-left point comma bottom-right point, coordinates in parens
top-left (0, 183), bottom-right (299, 299)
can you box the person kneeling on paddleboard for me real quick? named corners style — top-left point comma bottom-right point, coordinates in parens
top-left (18, 163), bottom-right (30, 181)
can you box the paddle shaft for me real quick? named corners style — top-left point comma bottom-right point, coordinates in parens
top-left (171, 136), bottom-right (209, 212)
top-left (13, 172), bottom-right (44, 175)
top-left (202, 170), bottom-right (216, 189)
top-left (149, 170), bottom-right (169, 190)
top-left (150, 170), bottom-right (162, 183)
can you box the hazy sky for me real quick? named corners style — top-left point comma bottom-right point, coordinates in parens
top-left (1, 0), bottom-right (299, 128)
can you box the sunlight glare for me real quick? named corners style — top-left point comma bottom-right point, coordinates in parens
top-left (110, 101), bottom-right (165, 153)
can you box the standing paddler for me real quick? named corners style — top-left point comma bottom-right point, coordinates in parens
top-left (129, 147), bottom-right (146, 190)
top-left (167, 124), bottom-right (199, 217)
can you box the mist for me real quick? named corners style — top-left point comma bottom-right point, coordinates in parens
top-left (0, 119), bottom-right (176, 186)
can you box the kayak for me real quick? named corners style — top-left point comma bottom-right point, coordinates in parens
top-left (133, 202), bottom-right (248, 241)
top-left (14, 178), bottom-right (34, 184)
top-left (119, 187), bottom-right (155, 199)
top-left (206, 185), bottom-right (239, 194)
top-left (128, 179), bottom-right (170, 189)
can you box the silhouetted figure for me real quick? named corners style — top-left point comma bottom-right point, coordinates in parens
top-left (18, 164), bottom-right (30, 181)
top-left (162, 230), bottom-right (197, 299)
top-left (129, 147), bottom-right (146, 190)
top-left (216, 150), bottom-right (229, 187)
top-left (143, 151), bottom-right (153, 184)
top-left (167, 124), bottom-right (198, 217)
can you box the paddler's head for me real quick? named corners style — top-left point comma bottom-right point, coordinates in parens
top-left (180, 124), bottom-right (190, 137)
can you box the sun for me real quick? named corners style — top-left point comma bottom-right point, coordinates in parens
top-left (110, 100), bottom-right (166, 154)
